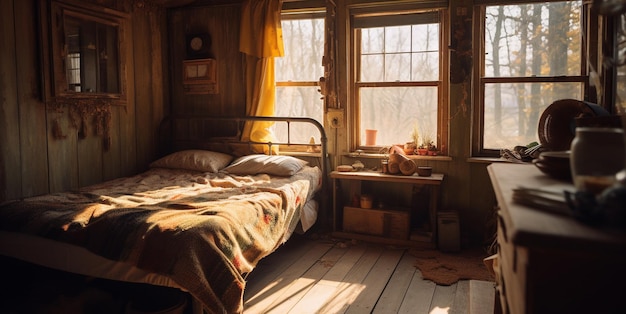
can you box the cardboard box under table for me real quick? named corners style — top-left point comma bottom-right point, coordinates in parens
top-left (342, 206), bottom-right (410, 240)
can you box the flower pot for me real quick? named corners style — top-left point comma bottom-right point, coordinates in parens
top-left (365, 129), bottom-right (377, 146)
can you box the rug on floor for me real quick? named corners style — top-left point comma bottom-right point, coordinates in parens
top-left (410, 247), bottom-right (495, 285)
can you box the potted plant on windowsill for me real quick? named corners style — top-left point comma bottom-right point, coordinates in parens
top-left (417, 134), bottom-right (431, 155)
top-left (427, 141), bottom-right (439, 156)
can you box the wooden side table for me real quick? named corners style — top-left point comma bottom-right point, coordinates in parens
top-left (330, 170), bottom-right (444, 247)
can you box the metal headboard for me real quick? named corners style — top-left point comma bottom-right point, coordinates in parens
top-left (160, 115), bottom-right (327, 170)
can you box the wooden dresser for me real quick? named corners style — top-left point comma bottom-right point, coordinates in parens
top-left (487, 163), bottom-right (626, 314)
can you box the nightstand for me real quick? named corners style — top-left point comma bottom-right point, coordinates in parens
top-left (330, 170), bottom-right (444, 247)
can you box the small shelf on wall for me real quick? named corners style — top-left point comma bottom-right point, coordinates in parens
top-left (183, 58), bottom-right (218, 94)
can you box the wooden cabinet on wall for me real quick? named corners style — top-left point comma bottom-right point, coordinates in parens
top-left (488, 163), bottom-right (626, 314)
top-left (182, 58), bottom-right (218, 94)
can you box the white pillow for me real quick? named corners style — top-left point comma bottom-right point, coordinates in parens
top-left (150, 150), bottom-right (234, 173)
top-left (221, 154), bottom-right (308, 176)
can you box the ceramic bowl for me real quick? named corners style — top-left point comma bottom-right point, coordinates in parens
top-left (417, 166), bottom-right (433, 177)
top-left (532, 151), bottom-right (572, 181)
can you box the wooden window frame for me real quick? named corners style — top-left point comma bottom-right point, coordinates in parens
top-left (349, 8), bottom-right (449, 154)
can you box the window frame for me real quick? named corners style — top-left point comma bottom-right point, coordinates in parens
top-left (471, 0), bottom-right (592, 157)
top-left (349, 7), bottom-right (449, 154)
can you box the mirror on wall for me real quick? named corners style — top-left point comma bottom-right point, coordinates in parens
top-left (41, 0), bottom-right (129, 104)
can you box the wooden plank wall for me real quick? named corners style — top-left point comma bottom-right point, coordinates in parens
top-left (168, 2), bottom-right (246, 116)
top-left (0, 0), bottom-right (168, 201)
top-left (0, 0), bottom-right (23, 201)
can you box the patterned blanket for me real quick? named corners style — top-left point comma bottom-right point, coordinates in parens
top-left (0, 166), bottom-right (321, 314)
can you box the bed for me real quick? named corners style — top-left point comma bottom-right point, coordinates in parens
top-left (0, 116), bottom-right (328, 314)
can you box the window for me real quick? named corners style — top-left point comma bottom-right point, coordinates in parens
top-left (274, 12), bottom-right (325, 146)
top-left (352, 10), bottom-right (448, 153)
top-left (473, 0), bottom-right (586, 156)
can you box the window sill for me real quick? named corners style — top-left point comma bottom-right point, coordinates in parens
top-left (345, 152), bottom-right (453, 162)
top-left (467, 157), bottom-right (509, 164)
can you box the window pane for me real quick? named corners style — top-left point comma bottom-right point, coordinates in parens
top-left (276, 18), bottom-right (324, 81)
top-left (483, 82), bottom-right (583, 149)
top-left (362, 28), bottom-right (384, 54)
top-left (384, 26), bottom-right (411, 53)
top-left (412, 51), bottom-right (439, 81)
top-left (361, 54), bottom-right (385, 81)
top-left (360, 87), bottom-right (438, 147)
top-left (484, 1), bottom-right (582, 77)
top-left (384, 53), bottom-right (411, 81)
top-left (412, 24), bottom-right (438, 51)
top-left (274, 86), bottom-right (324, 144)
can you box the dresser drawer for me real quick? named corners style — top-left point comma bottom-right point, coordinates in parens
top-left (497, 212), bottom-right (527, 314)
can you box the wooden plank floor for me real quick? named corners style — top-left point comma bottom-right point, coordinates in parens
top-left (244, 234), bottom-right (496, 314)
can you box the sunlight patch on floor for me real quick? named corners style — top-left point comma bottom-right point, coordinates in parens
top-left (430, 306), bottom-right (450, 314)
top-left (316, 282), bottom-right (366, 313)
top-left (245, 278), bottom-right (370, 314)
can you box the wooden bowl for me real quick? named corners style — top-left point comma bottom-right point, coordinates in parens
top-left (417, 166), bottom-right (432, 177)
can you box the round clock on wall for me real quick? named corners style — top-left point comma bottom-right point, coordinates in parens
top-left (186, 33), bottom-right (211, 59)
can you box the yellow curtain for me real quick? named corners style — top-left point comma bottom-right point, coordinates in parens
top-left (239, 0), bottom-right (284, 154)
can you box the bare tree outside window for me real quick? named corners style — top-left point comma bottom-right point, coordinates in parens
top-left (480, 1), bottom-right (584, 151)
